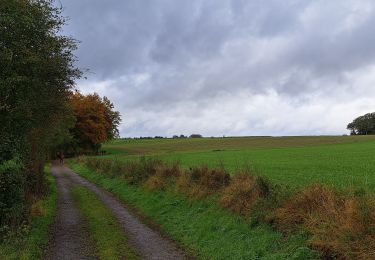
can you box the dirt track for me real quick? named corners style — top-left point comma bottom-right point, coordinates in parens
top-left (44, 164), bottom-right (97, 260)
top-left (45, 163), bottom-right (188, 260)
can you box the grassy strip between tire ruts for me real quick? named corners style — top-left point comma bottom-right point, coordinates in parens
top-left (69, 162), bottom-right (320, 260)
top-left (0, 164), bottom-right (57, 260)
top-left (72, 186), bottom-right (140, 260)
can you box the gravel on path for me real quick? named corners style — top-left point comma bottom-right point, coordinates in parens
top-left (44, 163), bottom-right (97, 260)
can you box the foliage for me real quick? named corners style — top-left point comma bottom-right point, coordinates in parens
top-left (220, 174), bottom-right (271, 217)
top-left (271, 184), bottom-right (375, 259)
top-left (0, 164), bottom-right (58, 259)
top-left (69, 92), bottom-right (121, 153)
top-left (0, 159), bottom-right (26, 237)
top-left (347, 112), bottom-right (375, 135)
top-left (176, 166), bottom-right (230, 199)
top-left (0, 0), bottom-right (80, 162)
top-left (0, 0), bottom-right (79, 232)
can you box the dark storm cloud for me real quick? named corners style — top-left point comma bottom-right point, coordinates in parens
top-left (60, 0), bottom-right (375, 136)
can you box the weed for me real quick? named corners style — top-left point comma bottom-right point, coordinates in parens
top-left (144, 174), bottom-right (166, 191)
top-left (220, 174), bottom-right (271, 217)
top-left (271, 184), bottom-right (375, 259)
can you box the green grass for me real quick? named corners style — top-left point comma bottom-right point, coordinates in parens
top-left (70, 162), bottom-right (320, 260)
top-left (72, 186), bottom-right (139, 260)
top-left (0, 164), bottom-right (58, 260)
top-left (104, 135), bottom-right (375, 155)
top-left (103, 136), bottom-right (375, 190)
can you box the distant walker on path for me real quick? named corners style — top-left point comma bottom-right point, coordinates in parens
top-left (58, 152), bottom-right (65, 165)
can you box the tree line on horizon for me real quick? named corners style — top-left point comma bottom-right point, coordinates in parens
top-left (132, 134), bottom-right (203, 139)
top-left (0, 0), bottom-right (120, 239)
top-left (347, 112), bottom-right (375, 135)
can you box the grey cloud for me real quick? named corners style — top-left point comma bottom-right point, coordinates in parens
top-left (61, 0), bottom-right (375, 136)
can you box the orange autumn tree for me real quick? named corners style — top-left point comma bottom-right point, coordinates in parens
top-left (69, 92), bottom-right (121, 153)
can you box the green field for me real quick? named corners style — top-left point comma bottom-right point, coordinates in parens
top-left (103, 136), bottom-right (375, 190)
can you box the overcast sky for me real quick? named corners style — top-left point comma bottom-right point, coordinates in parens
top-left (60, 0), bottom-right (375, 137)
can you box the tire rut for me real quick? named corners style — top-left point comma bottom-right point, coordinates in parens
top-left (51, 163), bottom-right (190, 260)
top-left (44, 164), bottom-right (97, 260)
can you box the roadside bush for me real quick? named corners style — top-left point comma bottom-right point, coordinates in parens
top-left (174, 171), bottom-right (207, 199)
top-left (192, 166), bottom-right (230, 191)
top-left (220, 174), bottom-right (271, 217)
top-left (143, 161), bottom-right (182, 191)
top-left (120, 158), bottom-right (162, 185)
top-left (163, 162), bottom-right (181, 178)
top-left (0, 159), bottom-right (27, 240)
top-left (85, 157), bottom-right (166, 185)
top-left (175, 166), bottom-right (230, 199)
top-left (271, 184), bottom-right (375, 259)
top-left (175, 170), bottom-right (193, 194)
top-left (86, 158), bottom-right (123, 178)
top-left (144, 174), bottom-right (167, 191)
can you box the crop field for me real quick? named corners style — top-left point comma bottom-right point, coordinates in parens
top-left (103, 135), bottom-right (375, 190)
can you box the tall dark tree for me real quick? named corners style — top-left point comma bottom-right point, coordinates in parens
top-left (0, 0), bottom-right (80, 231)
top-left (347, 112), bottom-right (375, 135)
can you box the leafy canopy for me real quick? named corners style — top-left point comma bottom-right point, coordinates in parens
top-left (69, 92), bottom-right (121, 152)
top-left (347, 112), bottom-right (375, 135)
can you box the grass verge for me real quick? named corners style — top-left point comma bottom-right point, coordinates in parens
top-left (0, 164), bottom-right (57, 260)
top-left (69, 161), bottom-right (319, 259)
top-left (77, 156), bottom-right (375, 259)
top-left (72, 186), bottom-right (139, 260)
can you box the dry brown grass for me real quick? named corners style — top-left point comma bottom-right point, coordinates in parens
top-left (143, 162), bottom-right (181, 191)
top-left (174, 171), bottom-right (204, 199)
top-left (30, 201), bottom-right (45, 217)
top-left (220, 174), bottom-right (271, 217)
top-left (175, 166), bottom-right (230, 199)
top-left (271, 184), bottom-right (375, 259)
top-left (144, 174), bottom-right (167, 191)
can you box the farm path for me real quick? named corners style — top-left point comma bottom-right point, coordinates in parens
top-left (44, 163), bottom-right (97, 260)
top-left (47, 162), bottom-right (189, 260)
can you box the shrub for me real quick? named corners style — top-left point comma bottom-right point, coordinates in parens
top-left (163, 162), bottom-right (181, 178)
top-left (271, 184), bottom-right (375, 259)
top-left (144, 174), bottom-right (166, 191)
top-left (175, 166), bottom-right (230, 199)
top-left (192, 166), bottom-right (230, 191)
top-left (122, 157), bottom-right (162, 185)
top-left (0, 159), bottom-right (27, 239)
top-left (220, 174), bottom-right (271, 217)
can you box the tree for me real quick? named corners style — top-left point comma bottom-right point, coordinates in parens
top-left (69, 92), bottom-right (121, 153)
top-left (347, 112), bottom-right (375, 135)
top-left (0, 0), bottom-right (81, 232)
